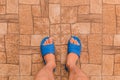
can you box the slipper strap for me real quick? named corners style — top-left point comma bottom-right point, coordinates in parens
top-left (41, 44), bottom-right (55, 56)
top-left (68, 36), bottom-right (82, 57)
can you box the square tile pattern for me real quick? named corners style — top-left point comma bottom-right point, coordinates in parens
top-left (0, 0), bottom-right (120, 80)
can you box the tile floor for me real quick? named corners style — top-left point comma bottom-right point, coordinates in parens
top-left (0, 0), bottom-right (120, 80)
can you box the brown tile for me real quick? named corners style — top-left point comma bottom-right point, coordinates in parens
top-left (20, 76), bottom-right (33, 80)
top-left (78, 14), bottom-right (102, 23)
top-left (31, 35), bottom-right (48, 46)
top-left (7, 0), bottom-right (18, 13)
top-left (51, 35), bottom-right (61, 45)
top-left (19, 5), bottom-right (33, 35)
top-left (80, 52), bottom-right (89, 64)
top-left (103, 5), bottom-right (116, 34)
top-left (54, 62), bottom-right (61, 76)
top-left (19, 49), bottom-right (31, 55)
top-left (49, 4), bottom-right (60, 24)
top-left (31, 47), bottom-right (40, 54)
top-left (91, 76), bottom-right (101, 80)
top-left (114, 64), bottom-right (120, 75)
top-left (0, 23), bottom-right (7, 35)
top-left (61, 45), bottom-right (67, 64)
top-left (0, 6), bottom-right (5, 14)
top-left (90, 0), bottom-right (102, 13)
top-left (0, 64), bottom-right (19, 75)
top-left (91, 23), bottom-right (102, 34)
top-left (5, 34), bottom-right (19, 44)
top-left (0, 0), bottom-right (6, 4)
top-left (0, 64), bottom-right (8, 75)
top-left (117, 27), bottom-right (120, 34)
top-left (0, 76), bottom-right (8, 80)
top-left (20, 55), bottom-right (31, 75)
top-left (8, 23), bottom-right (19, 34)
top-left (32, 54), bottom-right (43, 63)
top-left (102, 55), bottom-right (114, 75)
top-left (19, 0), bottom-right (39, 4)
top-left (49, 0), bottom-right (60, 3)
top-left (32, 63), bottom-right (44, 75)
top-left (115, 54), bottom-right (120, 63)
top-left (102, 76), bottom-right (114, 80)
top-left (20, 35), bottom-right (31, 46)
top-left (50, 24), bottom-right (60, 35)
top-left (116, 5), bottom-right (120, 16)
top-left (34, 18), bottom-right (49, 35)
top-left (103, 35), bottom-right (114, 46)
top-left (88, 34), bottom-right (102, 64)
top-left (103, 50), bottom-right (115, 55)
top-left (115, 76), bottom-right (120, 80)
top-left (6, 44), bottom-right (19, 64)
top-left (81, 64), bottom-right (101, 76)
top-left (103, 0), bottom-right (120, 4)
top-left (61, 24), bottom-right (71, 35)
top-left (71, 23), bottom-right (90, 34)
top-left (61, 65), bottom-right (68, 76)
top-left (78, 6), bottom-right (89, 14)
top-left (0, 35), bottom-right (5, 51)
top-left (78, 35), bottom-right (88, 51)
top-left (55, 76), bottom-right (61, 80)
top-left (61, 77), bottom-right (68, 80)
top-left (9, 76), bottom-right (19, 80)
top-left (40, 0), bottom-right (49, 17)
top-left (32, 5), bottom-right (41, 17)
top-left (61, 0), bottom-right (89, 6)
top-left (0, 52), bottom-right (6, 63)
top-left (61, 7), bottom-right (77, 23)
top-left (61, 34), bottom-right (71, 45)
top-left (114, 35), bottom-right (120, 46)
top-left (55, 46), bottom-right (61, 61)
top-left (8, 64), bottom-right (19, 75)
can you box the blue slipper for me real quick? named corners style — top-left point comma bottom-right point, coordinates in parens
top-left (68, 36), bottom-right (82, 57)
top-left (65, 36), bottom-right (82, 71)
top-left (40, 37), bottom-right (55, 63)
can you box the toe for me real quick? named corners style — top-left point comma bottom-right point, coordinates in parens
top-left (70, 38), bottom-right (79, 45)
top-left (44, 39), bottom-right (48, 45)
top-left (70, 38), bottom-right (74, 44)
top-left (75, 40), bottom-right (79, 45)
top-left (48, 37), bottom-right (53, 44)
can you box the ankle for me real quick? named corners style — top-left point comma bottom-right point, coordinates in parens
top-left (66, 62), bottom-right (76, 71)
top-left (46, 62), bottom-right (56, 70)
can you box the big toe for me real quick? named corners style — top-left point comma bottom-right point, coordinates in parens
top-left (70, 38), bottom-right (79, 45)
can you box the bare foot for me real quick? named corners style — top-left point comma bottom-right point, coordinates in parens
top-left (66, 38), bottom-right (89, 80)
top-left (35, 37), bottom-right (56, 80)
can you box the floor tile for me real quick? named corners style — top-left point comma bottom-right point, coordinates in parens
top-left (61, 0), bottom-right (89, 6)
top-left (114, 35), bottom-right (120, 46)
top-left (19, 5), bottom-right (33, 35)
top-left (88, 34), bottom-right (102, 64)
top-left (0, 23), bottom-right (7, 35)
top-left (7, 0), bottom-right (18, 13)
top-left (102, 55), bottom-right (114, 75)
top-left (49, 4), bottom-right (60, 24)
top-left (0, 6), bottom-right (5, 14)
top-left (71, 23), bottom-right (90, 34)
top-left (61, 7), bottom-right (77, 23)
top-left (19, 0), bottom-right (39, 4)
top-left (90, 0), bottom-right (102, 13)
top-left (81, 64), bottom-right (101, 76)
top-left (34, 18), bottom-right (49, 35)
top-left (20, 55), bottom-right (31, 75)
top-left (103, 5), bottom-right (116, 34)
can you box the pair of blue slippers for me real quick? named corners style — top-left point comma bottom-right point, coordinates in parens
top-left (40, 36), bottom-right (82, 71)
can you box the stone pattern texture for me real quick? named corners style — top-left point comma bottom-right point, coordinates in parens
top-left (0, 0), bottom-right (120, 80)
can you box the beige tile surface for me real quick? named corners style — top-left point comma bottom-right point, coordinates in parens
top-left (0, 0), bottom-right (120, 79)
